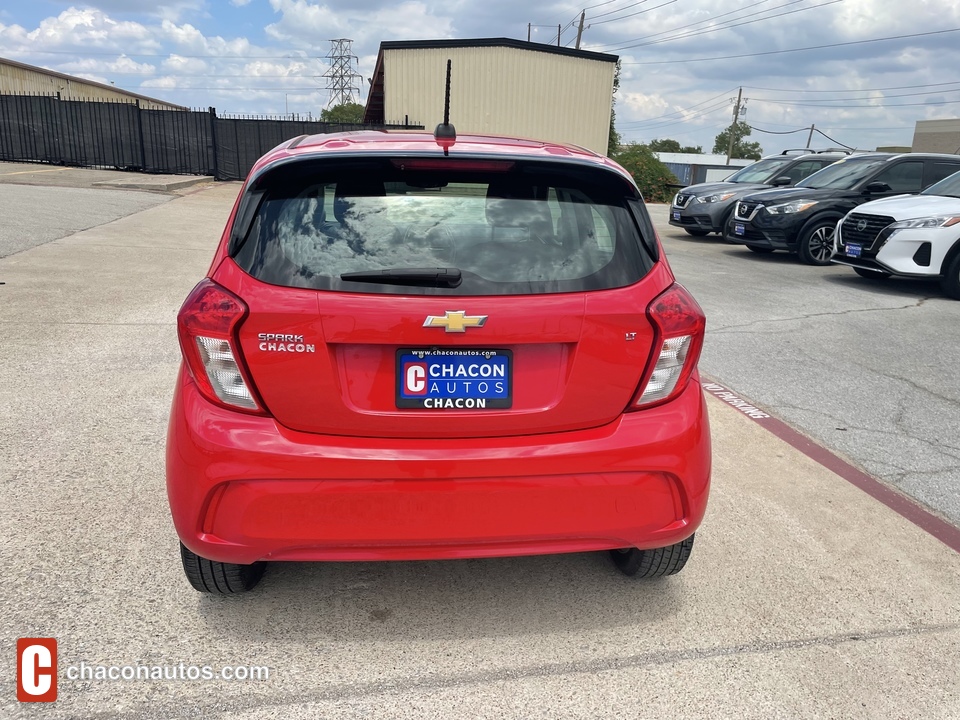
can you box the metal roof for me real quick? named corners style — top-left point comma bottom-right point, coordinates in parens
top-left (0, 56), bottom-right (187, 109)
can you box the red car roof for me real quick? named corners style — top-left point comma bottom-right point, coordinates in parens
top-left (252, 130), bottom-right (631, 181)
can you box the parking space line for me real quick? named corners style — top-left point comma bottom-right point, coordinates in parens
top-left (702, 376), bottom-right (960, 554)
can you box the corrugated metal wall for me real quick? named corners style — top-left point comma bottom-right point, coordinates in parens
top-left (0, 61), bottom-right (180, 110)
top-left (384, 47), bottom-right (615, 155)
top-left (912, 119), bottom-right (960, 154)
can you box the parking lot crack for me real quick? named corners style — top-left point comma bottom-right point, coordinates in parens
top-left (83, 623), bottom-right (960, 719)
top-left (710, 297), bottom-right (935, 334)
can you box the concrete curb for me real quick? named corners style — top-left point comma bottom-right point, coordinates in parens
top-left (91, 176), bottom-right (214, 192)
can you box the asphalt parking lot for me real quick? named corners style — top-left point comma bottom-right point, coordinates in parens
top-left (654, 207), bottom-right (960, 527)
top-left (2, 170), bottom-right (959, 718)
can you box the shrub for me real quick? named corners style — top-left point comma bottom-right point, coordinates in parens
top-left (612, 143), bottom-right (677, 203)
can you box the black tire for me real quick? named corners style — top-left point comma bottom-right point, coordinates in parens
top-left (747, 245), bottom-right (775, 254)
top-left (610, 535), bottom-right (695, 577)
top-left (684, 228), bottom-right (710, 237)
top-left (853, 266), bottom-right (891, 280)
top-left (180, 542), bottom-right (266, 594)
top-left (941, 251), bottom-right (960, 300)
top-left (797, 219), bottom-right (838, 266)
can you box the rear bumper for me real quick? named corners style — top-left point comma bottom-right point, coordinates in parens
top-left (166, 368), bottom-right (712, 564)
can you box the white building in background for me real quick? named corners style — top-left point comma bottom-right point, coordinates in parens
top-left (0, 57), bottom-right (185, 110)
top-left (912, 119), bottom-right (960, 155)
top-left (654, 152), bottom-right (753, 186)
top-left (362, 39), bottom-right (619, 156)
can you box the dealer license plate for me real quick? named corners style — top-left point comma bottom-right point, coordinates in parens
top-left (845, 243), bottom-right (862, 258)
top-left (672, 210), bottom-right (681, 221)
top-left (397, 348), bottom-right (512, 409)
top-left (734, 223), bottom-right (745, 236)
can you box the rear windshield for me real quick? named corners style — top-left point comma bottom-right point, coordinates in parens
top-left (232, 158), bottom-right (653, 295)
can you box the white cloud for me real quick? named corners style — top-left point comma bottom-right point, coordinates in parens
top-left (3, 1), bottom-right (960, 146)
top-left (264, 0), bottom-right (454, 47)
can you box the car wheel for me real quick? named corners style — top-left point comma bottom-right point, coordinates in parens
top-left (180, 542), bottom-right (266, 594)
top-left (941, 251), bottom-right (960, 300)
top-left (797, 220), bottom-right (837, 266)
top-left (684, 228), bottom-right (710, 237)
top-left (853, 267), bottom-right (891, 280)
top-left (747, 246), bottom-right (775, 254)
top-left (610, 535), bottom-right (695, 577)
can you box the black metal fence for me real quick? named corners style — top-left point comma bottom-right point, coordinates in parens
top-left (0, 94), bottom-right (422, 180)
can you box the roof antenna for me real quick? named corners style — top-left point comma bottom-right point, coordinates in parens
top-left (434, 59), bottom-right (456, 155)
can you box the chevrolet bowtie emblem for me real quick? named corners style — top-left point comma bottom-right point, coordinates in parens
top-left (423, 311), bottom-right (488, 333)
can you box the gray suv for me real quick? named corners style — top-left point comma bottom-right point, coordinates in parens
top-left (669, 149), bottom-right (849, 236)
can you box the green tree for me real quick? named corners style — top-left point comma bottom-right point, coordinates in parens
top-left (607, 60), bottom-right (622, 156)
top-left (320, 102), bottom-right (365, 124)
top-left (648, 138), bottom-right (704, 154)
top-left (649, 138), bottom-right (681, 153)
top-left (612, 143), bottom-right (677, 203)
top-left (712, 121), bottom-right (762, 160)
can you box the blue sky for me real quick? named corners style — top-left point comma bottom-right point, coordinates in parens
top-left (2, 0), bottom-right (960, 155)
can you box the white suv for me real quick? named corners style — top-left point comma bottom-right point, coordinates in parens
top-left (832, 170), bottom-right (960, 299)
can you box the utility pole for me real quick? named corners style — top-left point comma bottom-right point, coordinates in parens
top-left (575, 10), bottom-right (586, 50)
top-left (726, 87), bottom-right (743, 166)
top-left (528, 23), bottom-right (531, 42)
top-left (557, 24), bottom-right (562, 46)
top-left (806, 123), bottom-right (815, 149)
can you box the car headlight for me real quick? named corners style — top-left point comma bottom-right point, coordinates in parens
top-left (694, 192), bottom-right (736, 204)
top-left (765, 200), bottom-right (819, 215)
top-left (888, 215), bottom-right (960, 229)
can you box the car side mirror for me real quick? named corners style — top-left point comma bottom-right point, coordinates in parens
top-left (770, 176), bottom-right (792, 187)
top-left (863, 181), bottom-right (892, 194)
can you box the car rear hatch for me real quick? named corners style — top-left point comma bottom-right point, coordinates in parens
top-left (212, 155), bottom-right (684, 439)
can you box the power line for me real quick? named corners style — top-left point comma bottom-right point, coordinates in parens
top-left (589, 0), bottom-right (678, 26)
top-left (590, 0), bottom-right (783, 48)
top-left (618, 103), bottom-right (732, 133)
top-left (618, 91), bottom-right (736, 126)
top-left (748, 125), bottom-right (809, 135)
top-left (620, 27), bottom-right (960, 65)
top-left (588, 0), bottom-right (659, 21)
top-left (548, 0), bottom-right (622, 22)
top-left (743, 80), bottom-right (960, 94)
top-left (814, 127), bottom-right (855, 150)
top-left (749, 87), bottom-right (960, 104)
top-left (610, 0), bottom-right (842, 51)
top-left (753, 97), bottom-right (960, 108)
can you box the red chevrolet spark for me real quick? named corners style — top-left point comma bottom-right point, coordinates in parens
top-left (166, 129), bottom-right (711, 593)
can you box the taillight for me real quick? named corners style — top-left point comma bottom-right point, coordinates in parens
top-left (629, 283), bottom-right (706, 410)
top-left (177, 280), bottom-right (264, 414)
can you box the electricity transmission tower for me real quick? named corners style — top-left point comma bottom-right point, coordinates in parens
top-left (322, 39), bottom-right (362, 107)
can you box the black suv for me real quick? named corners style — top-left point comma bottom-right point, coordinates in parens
top-left (725, 152), bottom-right (960, 264)
top-left (669, 149), bottom-right (849, 236)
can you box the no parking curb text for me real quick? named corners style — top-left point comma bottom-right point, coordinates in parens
top-left (701, 382), bottom-right (770, 420)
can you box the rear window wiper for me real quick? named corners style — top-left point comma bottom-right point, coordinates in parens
top-left (340, 267), bottom-right (462, 288)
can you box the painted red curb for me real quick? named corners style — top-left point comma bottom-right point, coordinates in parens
top-left (701, 376), bottom-right (960, 554)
